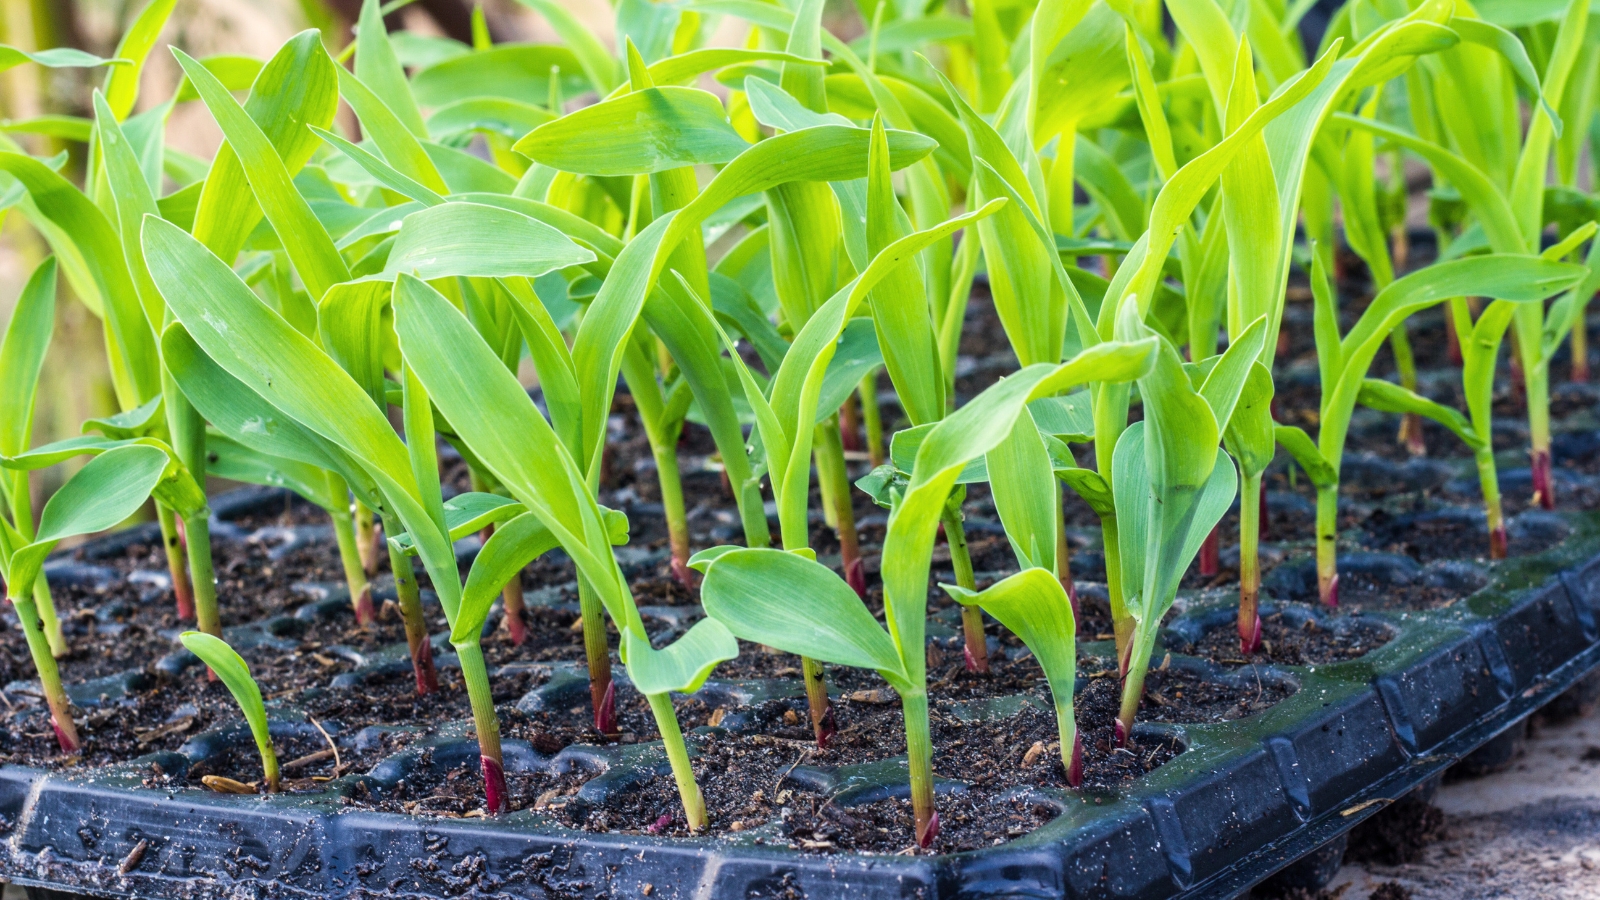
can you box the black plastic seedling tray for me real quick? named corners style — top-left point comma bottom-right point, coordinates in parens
top-left (2, 482), bottom-right (1599, 900)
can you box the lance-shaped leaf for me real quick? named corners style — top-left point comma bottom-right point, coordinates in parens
top-left (173, 47), bottom-right (349, 302)
top-left (0, 258), bottom-right (56, 461)
top-left (205, 435), bottom-right (335, 507)
top-left (391, 274), bottom-right (641, 637)
top-left (943, 567), bottom-right (1075, 721)
top-left (1114, 422), bottom-right (1238, 625)
top-left (569, 123), bottom-right (937, 476)
top-left (0, 153), bottom-right (159, 407)
top-left (5, 445), bottom-right (168, 598)
top-left (103, 0), bottom-right (177, 119)
top-left (355, 0), bottom-right (428, 138)
top-left (987, 410), bottom-right (1057, 572)
top-left (698, 547), bottom-right (907, 687)
top-left (1223, 362), bottom-right (1277, 479)
top-left (1357, 379), bottom-right (1482, 450)
top-left (515, 87), bottom-right (750, 175)
top-left (142, 216), bottom-right (462, 622)
top-left (383, 203), bottom-right (595, 281)
top-left (0, 46), bottom-right (127, 72)
top-left (190, 32), bottom-right (339, 266)
top-left (1274, 425), bottom-right (1338, 489)
top-left (1320, 255), bottom-right (1586, 460)
top-left (620, 618), bottom-right (741, 696)
top-left (179, 632), bottom-right (277, 790)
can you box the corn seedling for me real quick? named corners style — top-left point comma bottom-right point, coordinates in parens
top-left (1277, 252), bottom-right (1585, 603)
top-left (0, 445), bottom-right (171, 752)
top-left (180, 632), bottom-right (279, 792)
top-left (701, 333), bottom-right (1154, 845)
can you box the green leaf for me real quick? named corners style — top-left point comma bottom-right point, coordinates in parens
top-left (986, 409), bottom-right (1058, 572)
top-left (172, 54), bottom-right (263, 104)
top-left (410, 44), bottom-right (588, 107)
top-left (621, 618), bottom-right (741, 695)
top-left (82, 395), bottom-right (164, 440)
top-left (453, 512), bottom-right (562, 644)
top-left (383, 203), bottom-right (595, 280)
top-left (355, 0), bottom-right (428, 138)
top-left (943, 567), bottom-right (1074, 715)
top-left (334, 67), bottom-right (450, 196)
top-left (191, 31), bottom-right (340, 268)
top-left (511, 0), bottom-right (621, 94)
top-left (0, 153), bottom-right (159, 408)
top-left (308, 125), bottom-right (444, 207)
top-left (1274, 424), bottom-right (1337, 488)
top-left (4, 444), bottom-right (167, 598)
top-left (1357, 378), bottom-right (1482, 449)
top-left (1028, 392), bottom-right (1095, 443)
top-left (1222, 362), bottom-right (1277, 479)
top-left (205, 434), bottom-right (334, 507)
top-left (178, 632), bottom-right (276, 787)
top-left (103, 0), bottom-right (178, 119)
top-left (514, 87), bottom-right (750, 175)
top-left (160, 323), bottom-right (363, 488)
top-left (0, 116), bottom-right (92, 142)
top-left (1113, 422), bottom-right (1237, 625)
top-left (0, 258), bottom-right (56, 459)
top-left (174, 46), bottom-right (349, 302)
top-left (0, 46), bottom-right (127, 73)
top-left (698, 547), bottom-right (906, 685)
top-left (142, 217), bottom-right (460, 621)
top-left (427, 97), bottom-right (555, 141)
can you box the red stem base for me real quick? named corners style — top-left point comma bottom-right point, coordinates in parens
top-left (1532, 449), bottom-right (1555, 510)
top-left (412, 637), bottom-right (439, 695)
top-left (916, 811), bottom-right (940, 848)
top-left (481, 755), bottom-right (507, 815)
top-left (1066, 733), bottom-right (1084, 788)
top-left (594, 678), bottom-right (618, 737)
top-left (1198, 528), bottom-right (1219, 578)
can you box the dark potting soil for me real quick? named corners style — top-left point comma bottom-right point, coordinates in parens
top-left (485, 680), bottom-right (1179, 853)
top-left (1137, 664), bottom-right (1295, 724)
top-left (1189, 611), bottom-right (1394, 668)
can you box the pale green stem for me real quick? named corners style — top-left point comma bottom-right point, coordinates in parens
top-left (454, 639), bottom-right (507, 813)
top-left (1102, 514), bottom-right (1132, 667)
top-left (648, 691), bottom-right (706, 831)
top-left (901, 688), bottom-right (937, 845)
top-left (11, 588), bottom-right (78, 752)
top-left (381, 515), bottom-right (438, 694)
top-left (185, 511), bottom-right (221, 641)
top-left (1116, 623), bottom-right (1156, 741)
top-left (577, 575), bottom-right (616, 734)
top-left (859, 373), bottom-right (885, 467)
top-left (650, 431), bottom-right (693, 581)
top-left (326, 473), bottom-right (372, 625)
top-left (815, 419), bottom-right (864, 593)
top-left (1476, 447), bottom-right (1508, 559)
top-left (940, 501), bottom-right (986, 673)
top-left (354, 500), bottom-right (379, 578)
top-left (157, 501), bottom-right (194, 621)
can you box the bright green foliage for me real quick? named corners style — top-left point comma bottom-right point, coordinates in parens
top-left (179, 632), bottom-right (279, 791)
top-left (9, 0), bottom-right (1600, 852)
